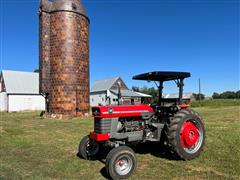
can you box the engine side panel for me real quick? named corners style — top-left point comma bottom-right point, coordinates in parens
top-left (90, 105), bottom-right (169, 143)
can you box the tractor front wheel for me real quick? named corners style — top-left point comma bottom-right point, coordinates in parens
top-left (105, 146), bottom-right (137, 180)
top-left (167, 109), bottom-right (205, 160)
top-left (78, 135), bottom-right (100, 160)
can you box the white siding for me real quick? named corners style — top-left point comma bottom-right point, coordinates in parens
top-left (90, 91), bottom-right (119, 107)
top-left (8, 95), bottom-right (45, 112)
top-left (0, 92), bottom-right (7, 111)
top-left (90, 92), bottom-right (107, 106)
top-left (109, 93), bottom-right (118, 105)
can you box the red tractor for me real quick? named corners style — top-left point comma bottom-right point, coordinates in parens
top-left (78, 71), bottom-right (205, 180)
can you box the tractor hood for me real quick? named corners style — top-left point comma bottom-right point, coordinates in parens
top-left (92, 104), bottom-right (154, 118)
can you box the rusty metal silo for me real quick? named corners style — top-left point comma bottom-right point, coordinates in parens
top-left (39, 0), bottom-right (90, 117)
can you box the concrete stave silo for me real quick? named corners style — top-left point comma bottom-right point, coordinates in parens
top-left (39, 0), bottom-right (90, 117)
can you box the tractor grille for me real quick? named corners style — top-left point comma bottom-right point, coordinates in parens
top-left (94, 118), bottom-right (112, 134)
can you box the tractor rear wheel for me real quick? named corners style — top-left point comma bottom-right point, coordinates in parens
top-left (105, 146), bottom-right (137, 180)
top-left (78, 135), bottom-right (100, 160)
top-left (167, 109), bottom-right (205, 160)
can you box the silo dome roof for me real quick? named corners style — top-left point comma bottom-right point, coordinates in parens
top-left (51, 0), bottom-right (88, 18)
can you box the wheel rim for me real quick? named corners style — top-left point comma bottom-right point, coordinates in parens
top-left (86, 140), bottom-right (99, 156)
top-left (180, 120), bottom-right (203, 154)
top-left (115, 156), bottom-right (133, 176)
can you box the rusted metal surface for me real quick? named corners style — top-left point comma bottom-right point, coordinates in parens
top-left (39, 0), bottom-right (90, 117)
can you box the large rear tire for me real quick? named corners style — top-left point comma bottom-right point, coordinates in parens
top-left (167, 109), bottom-right (205, 160)
top-left (105, 146), bottom-right (137, 180)
top-left (78, 135), bottom-right (100, 160)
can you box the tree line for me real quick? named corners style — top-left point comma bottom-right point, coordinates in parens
top-left (212, 91), bottom-right (240, 99)
top-left (132, 86), bottom-right (240, 101)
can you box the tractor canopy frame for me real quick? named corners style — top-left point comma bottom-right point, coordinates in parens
top-left (132, 71), bottom-right (191, 105)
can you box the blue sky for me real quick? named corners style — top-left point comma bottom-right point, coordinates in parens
top-left (0, 0), bottom-right (239, 96)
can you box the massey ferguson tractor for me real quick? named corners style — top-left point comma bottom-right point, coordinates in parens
top-left (78, 71), bottom-right (205, 180)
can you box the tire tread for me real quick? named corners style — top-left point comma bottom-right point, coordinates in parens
top-left (167, 108), bottom-right (205, 160)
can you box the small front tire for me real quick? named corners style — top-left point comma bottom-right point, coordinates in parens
top-left (78, 135), bottom-right (100, 160)
top-left (105, 146), bottom-right (137, 180)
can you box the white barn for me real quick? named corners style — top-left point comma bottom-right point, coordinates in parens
top-left (90, 77), bottom-right (151, 106)
top-left (0, 70), bottom-right (45, 112)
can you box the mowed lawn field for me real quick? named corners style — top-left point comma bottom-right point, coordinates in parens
top-left (1, 106), bottom-right (240, 179)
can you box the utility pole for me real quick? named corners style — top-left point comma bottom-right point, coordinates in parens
top-left (198, 78), bottom-right (201, 102)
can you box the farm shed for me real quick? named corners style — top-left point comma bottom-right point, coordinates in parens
top-left (90, 77), bottom-right (151, 106)
top-left (0, 70), bottom-right (45, 112)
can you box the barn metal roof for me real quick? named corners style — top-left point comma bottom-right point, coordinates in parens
top-left (163, 92), bottom-right (193, 99)
top-left (135, 91), bottom-right (152, 98)
top-left (91, 77), bottom-right (152, 97)
top-left (90, 77), bottom-right (120, 92)
top-left (111, 89), bottom-right (152, 98)
top-left (1, 70), bottom-right (40, 94)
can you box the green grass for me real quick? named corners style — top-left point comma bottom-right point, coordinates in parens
top-left (191, 99), bottom-right (240, 107)
top-left (1, 106), bottom-right (240, 179)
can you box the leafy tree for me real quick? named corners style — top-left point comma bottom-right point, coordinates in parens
top-left (193, 93), bottom-right (205, 101)
top-left (132, 86), bottom-right (140, 92)
top-left (212, 91), bottom-right (240, 99)
top-left (220, 91), bottom-right (236, 99)
top-left (236, 91), bottom-right (240, 99)
top-left (212, 92), bottom-right (220, 99)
